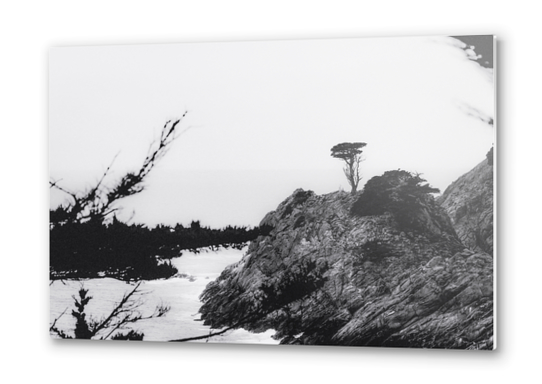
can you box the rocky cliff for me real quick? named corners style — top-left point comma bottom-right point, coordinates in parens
top-left (199, 174), bottom-right (494, 349)
top-left (438, 153), bottom-right (494, 255)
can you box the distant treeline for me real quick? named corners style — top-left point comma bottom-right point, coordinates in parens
top-left (50, 217), bottom-right (273, 281)
top-left (49, 117), bottom-right (274, 282)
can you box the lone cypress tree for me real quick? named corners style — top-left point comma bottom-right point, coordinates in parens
top-left (330, 142), bottom-right (367, 194)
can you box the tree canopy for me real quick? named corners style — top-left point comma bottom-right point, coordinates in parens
top-left (351, 169), bottom-right (440, 232)
top-left (330, 142), bottom-right (367, 194)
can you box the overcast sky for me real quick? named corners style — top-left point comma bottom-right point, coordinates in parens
top-left (49, 35), bottom-right (494, 228)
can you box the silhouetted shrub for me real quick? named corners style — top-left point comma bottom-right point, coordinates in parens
top-left (50, 283), bottom-right (169, 340)
top-left (111, 330), bottom-right (144, 341)
top-left (351, 170), bottom-right (439, 232)
top-left (50, 218), bottom-right (275, 281)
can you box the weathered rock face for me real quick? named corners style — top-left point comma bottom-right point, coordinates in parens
top-left (438, 155), bottom-right (494, 255)
top-left (199, 185), bottom-right (494, 349)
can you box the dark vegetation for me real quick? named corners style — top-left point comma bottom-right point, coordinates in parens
top-left (50, 115), bottom-right (274, 341)
top-left (50, 115), bottom-right (272, 281)
top-left (351, 170), bottom-right (440, 232)
top-left (50, 283), bottom-right (169, 341)
top-left (50, 218), bottom-right (273, 281)
top-left (50, 117), bottom-right (185, 227)
top-left (330, 142), bottom-right (367, 195)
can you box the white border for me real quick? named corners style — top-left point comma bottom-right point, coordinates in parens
top-left (2, 1), bottom-right (538, 382)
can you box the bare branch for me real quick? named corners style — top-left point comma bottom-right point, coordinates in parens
top-left (90, 282), bottom-right (142, 336)
top-left (169, 325), bottom-right (237, 342)
top-left (49, 180), bottom-right (78, 201)
top-left (50, 282), bottom-right (171, 340)
top-left (49, 308), bottom-right (72, 339)
top-left (50, 114), bottom-right (188, 226)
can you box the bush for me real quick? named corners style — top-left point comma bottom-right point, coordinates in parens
top-left (50, 283), bottom-right (169, 340)
top-left (351, 170), bottom-right (439, 232)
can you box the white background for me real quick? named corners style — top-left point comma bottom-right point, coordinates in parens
top-left (0, 1), bottom-right (537, 383)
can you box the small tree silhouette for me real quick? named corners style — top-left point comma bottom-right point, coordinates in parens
top-left (330, 142), bottom-right (367, 195)
top-left (50, 282), bottom-right (170, 340)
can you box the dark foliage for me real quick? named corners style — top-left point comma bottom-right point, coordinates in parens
top-left (50, 218), bottom-right (274, 281)
top-left (50, 115), bottom-right (274, 281)
top-left (72, 287), bottom-right (94, 339)
top-left (50, 118), bottom-right (186, 227)
top-left (111, 330), bottom-right (144, 341)
top-left (351, 170), bottom-right (440, 232)
top-left (50, 117), bottom-right (185, 280)
top-left (330, 142), bottom-right (367, 194)
top-left (50, 283), bottom-right (169, 340)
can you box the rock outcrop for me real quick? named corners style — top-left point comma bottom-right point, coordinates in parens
top-left (199, 179), bottom-right (494, 349)
top-left (438, 154), bottom-right (494, 255)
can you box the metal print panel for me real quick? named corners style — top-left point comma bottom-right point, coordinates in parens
top-left (49, 35), bottom-right (496, 349)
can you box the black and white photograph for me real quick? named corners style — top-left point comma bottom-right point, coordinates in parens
top-left (49, 35), bottom-right (495, 349)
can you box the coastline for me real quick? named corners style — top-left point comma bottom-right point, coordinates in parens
top-left (50, 248), bottom-right (278, 344)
